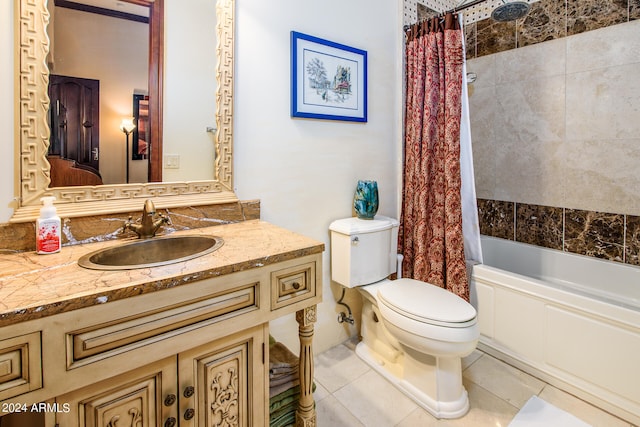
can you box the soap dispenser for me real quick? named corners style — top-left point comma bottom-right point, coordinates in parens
top-left (36, 196), bottom-right (61, 254)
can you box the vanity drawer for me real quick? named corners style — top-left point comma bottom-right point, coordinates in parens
top-left (0, 332), bottom-right (42, 401)
top-left (271, 261), bottom-right (316, 310)
top-left (67, 282), bottom-right (259, 368)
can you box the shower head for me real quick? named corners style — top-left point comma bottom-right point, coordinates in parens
top-left (491, 1), bottom-right (531, 22)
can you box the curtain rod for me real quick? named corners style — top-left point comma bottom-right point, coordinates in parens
top-left (404, 0), bottom-right (486, 31)
top-left (443, 0), bottom-right (487, 15)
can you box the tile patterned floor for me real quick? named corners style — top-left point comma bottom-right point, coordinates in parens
top-left (313, 339), bottom-right (635, 427)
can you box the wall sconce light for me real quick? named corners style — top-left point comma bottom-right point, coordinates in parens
top-left (120, 118), bottom-right (136, 183)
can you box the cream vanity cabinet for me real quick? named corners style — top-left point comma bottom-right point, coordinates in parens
top-left (0, 222), bottom-right (323, 427)
top-left (56, 325), bottom-right (266, 427)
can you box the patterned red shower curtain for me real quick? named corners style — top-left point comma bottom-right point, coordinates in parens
top-left (399, 13), bottom-right (469, 301)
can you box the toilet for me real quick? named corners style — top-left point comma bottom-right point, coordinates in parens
top-left (329, 216), bottom-right (479, 419)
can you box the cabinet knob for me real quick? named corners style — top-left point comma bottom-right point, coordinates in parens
top-left (164, 417), bottom-right (177, 427)
top-left (184, 408), bottom-right (195, 420)
top-left (292, 281), bottom-right (301, 290)
top-left (164, 394), bottom-right (176, 406)
top-left (183, 385), bottom-right (195, 398)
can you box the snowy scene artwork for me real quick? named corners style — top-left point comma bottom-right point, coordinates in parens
top-left (291, 31), bottom-right (367, 122)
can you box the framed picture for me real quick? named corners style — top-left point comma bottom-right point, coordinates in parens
top-left (291, 31), bottom-right (367, 122)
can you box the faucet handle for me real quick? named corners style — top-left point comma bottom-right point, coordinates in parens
top-left (122, 216), bottom-right (133, 233)
top-left (159, 212), bottom-right (171, 225)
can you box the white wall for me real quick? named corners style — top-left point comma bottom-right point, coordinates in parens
top-left (0, 0), bottom-right (14, 222)
top-left (234, 0), bottom-right (404, 353)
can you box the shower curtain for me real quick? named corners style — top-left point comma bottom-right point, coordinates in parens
top-left (399, 13), bottom-right (481, 302)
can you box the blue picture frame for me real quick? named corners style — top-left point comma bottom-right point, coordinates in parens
top-left (291, 31), bottom-right (367, 122)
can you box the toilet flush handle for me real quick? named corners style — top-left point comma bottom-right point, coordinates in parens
top-left (351, 237), bottom-right (359, 245)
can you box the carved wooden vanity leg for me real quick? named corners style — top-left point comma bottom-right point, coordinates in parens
top-left (295, 305), bottom-right (317, 427)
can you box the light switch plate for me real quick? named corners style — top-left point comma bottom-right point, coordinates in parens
top-left (164, 154), bottom-right (180, 169)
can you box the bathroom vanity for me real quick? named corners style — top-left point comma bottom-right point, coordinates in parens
top-left (0, 220), bottom-right (323, 426)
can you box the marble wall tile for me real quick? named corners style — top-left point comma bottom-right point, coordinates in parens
top-left (467, 0), bottom-right (638, 58)
top-left (493, 76), bottom-right (565, 143)
top-left (476, 19), bottom-right (517, 56)
top-left (479, 198), bottom-right (640, 266)
top-left (494, 38), bottom-right (565, 84)
top-left (564, 209), bottom-right (625, 261)
top-left (626, 215), bottom-right (640, 265)
top-left (464, 21), bottom-right (478, 59)
top-left (491, 74), bottom-right (565, 205)
top-left (518, 0), bottom-right (567, 47)
top-left (566, 0), bottom-right (628, 36)
top-left (477, 199), bottom-right (514, 239)
top-left (566, 20), bottom-right (640, 73)
top-left (494, 138), bottom-right (565, 207)
top-left (631, 0), bottom-right (640, 20)
top-left (515, 203), bottom-right (563, 249)
top-left (468, 86), bottom-right (496, 199)
top-left (561, 138), bottom-right (640, 216)
top-left (566, 64), bottom-right (640, 141)
top-left (466, 54), bottom-right (496, 89)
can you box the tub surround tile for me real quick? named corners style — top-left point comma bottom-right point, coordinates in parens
top-left (479, 198), bottom-right (640, 266)
top-left (516, 203), bottom-right (563, 249)
top-left (518, 0), bottom-right (567, 47)
top-left (566, 20), bottom-right (640, 73)
top-left (563, 209), bottom-right (625, 261)
top-left (464, 21), bottom-right (478, 59)
top-left (494, 138), bottom-right (564, 207)
top-left (626, 215), bottom-right (640, 266)
top-left (562, 138), bottom-right (640, 215)
top-left (493, 76), bottom-right (565, 142)
top-left (466, 54), bottom-right (496, 89)
top-left (477, 199), bottom-right (514, 239)
top-left (566, 66), bottom-right (640, 141)
top-left (494, 37), bottom-right (566, 84)
top-left (632, 0), bottom-right (640, 20)
top-left (566, 0), bottom-right (629, 36)
top-left (476, 19), bottom-right (517, 57)
top-left (467, 0), bottom-right (637, 58)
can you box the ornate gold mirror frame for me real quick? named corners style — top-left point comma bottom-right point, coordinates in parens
top-left (12, 0), bottom-right (235, 222)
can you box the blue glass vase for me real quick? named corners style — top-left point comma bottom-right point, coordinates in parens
top-left (353, 180), bottom-right (379, 220)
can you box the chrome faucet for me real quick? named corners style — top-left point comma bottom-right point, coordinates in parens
top-left (123, 199), bottom-right (170, 239)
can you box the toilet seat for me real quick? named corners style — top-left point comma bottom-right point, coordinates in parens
top-left (377, 278), bottom-right (477, 328)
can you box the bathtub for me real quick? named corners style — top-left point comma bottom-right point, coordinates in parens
top-left (469, 236), bottom-right (640, 424)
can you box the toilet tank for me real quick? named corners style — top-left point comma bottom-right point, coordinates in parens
top-left (329, 216), bottom-right (399, 288)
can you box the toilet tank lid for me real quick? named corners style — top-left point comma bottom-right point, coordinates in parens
top-left (329, 216), bottom-right (399, 235)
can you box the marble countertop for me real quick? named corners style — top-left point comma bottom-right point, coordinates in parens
top-left (0, 220), bottom-right (324, 327)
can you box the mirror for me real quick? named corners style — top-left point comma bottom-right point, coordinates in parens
top-left (12, 0), bottom-right (235, 222)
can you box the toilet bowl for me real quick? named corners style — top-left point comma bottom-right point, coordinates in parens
top-left (329, 216), bottom-right (479, 419)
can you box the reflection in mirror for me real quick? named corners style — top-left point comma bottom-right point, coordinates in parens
top-left (12, 0), bottom-right (236, 222)
top-left (47, 1), bottom-right (150, 185)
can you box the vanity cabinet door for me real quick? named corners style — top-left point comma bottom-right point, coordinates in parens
top-left (54, 358), bottom-right (177, 427)
top-left (178, 324), bottom-right (268, 427)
